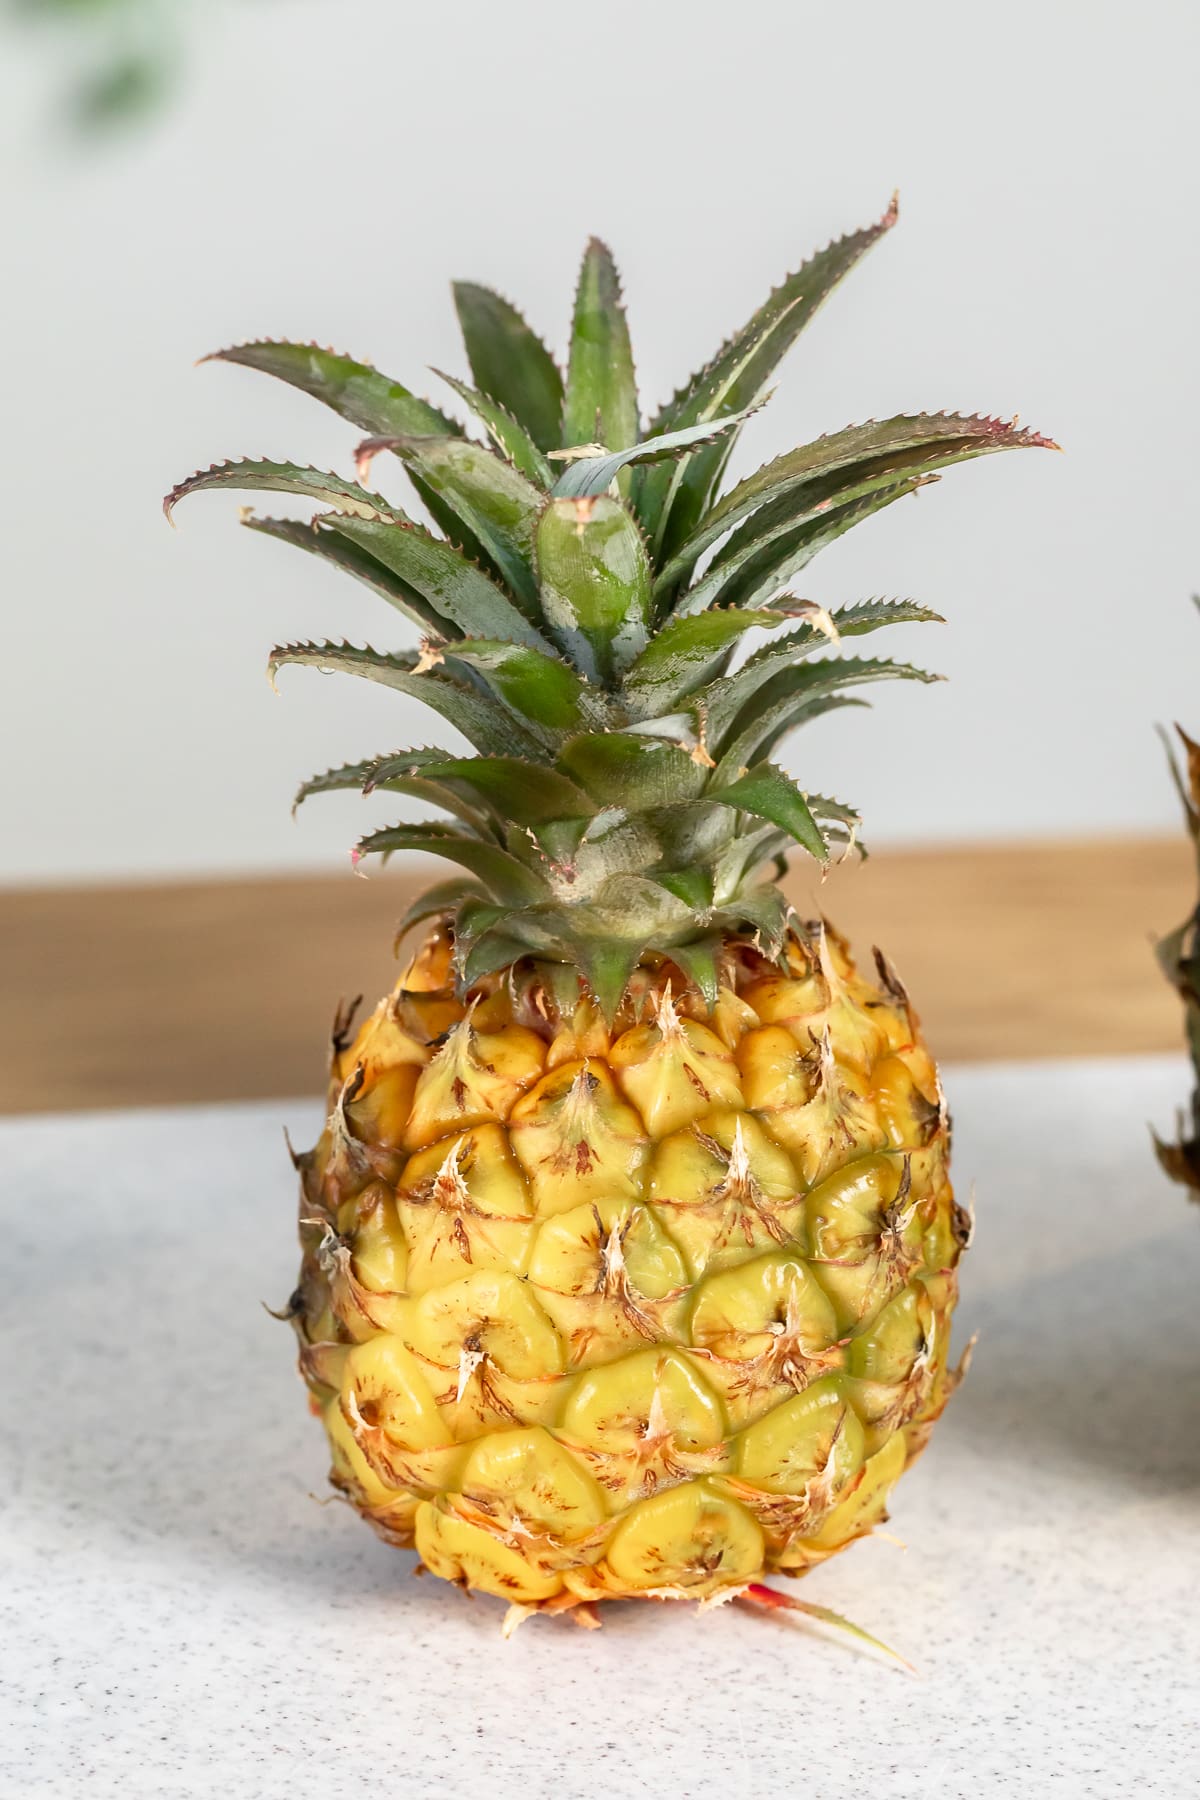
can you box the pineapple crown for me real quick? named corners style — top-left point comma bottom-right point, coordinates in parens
top-left (166, 198), bottom-right (1054, 1017)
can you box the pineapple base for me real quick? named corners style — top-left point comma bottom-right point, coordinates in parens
top-left (289, 920), bottom-right (968, 1614)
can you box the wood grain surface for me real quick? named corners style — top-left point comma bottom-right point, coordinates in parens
top-left (2, 837), bottom-right (1190, 1115)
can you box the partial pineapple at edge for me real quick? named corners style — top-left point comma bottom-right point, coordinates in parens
top-left (167, 200), bottom-right (1055, 1629)
top-left (1156, 637), bottom-right (1200, 1199)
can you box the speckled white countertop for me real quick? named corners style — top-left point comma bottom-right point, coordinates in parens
top-left (3, 1057), bottom-right (1198, 1798)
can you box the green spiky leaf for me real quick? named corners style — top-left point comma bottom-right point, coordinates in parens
top-left (671, 476), bottom-right (935, 618)
top-left (807, 793), bottom-right (865, 855)
top-left (658, 413), bottom-right (1057, 593)
top-left (356, 435), bottom-right (543, 614)
top-left (354, 823), bottom-right (549, 904)
top-left (454, 895), bottom-right (518, 944)
top-left (709, 882), bottom-right (792, 945)
top-left (164, 459), bottom-right (402, 525)
top-left (807, 792), bottom-right (862, 826)
top-left (396, 878), bottom-right (489, 941)
top-left (557, 733), bottom-right (707, 809)
top-left (362, 752), bottom-right (592, 827)
top-left (267, 641), bottom-right (544, 759)
top-left (444, 639), bottom-right (603, 736)
top-left (243, 513), bottom-right (451, 638)
top-left (195, 344), bottom-right (505, 577)
top-left (710, 823), bottom-right (793, 895)
top-left (316, 515), bottom-right (555, 654)
top-left (636, 199), bottom-right (900, 561)
top-left (709, 762), bottom-right (828, 861)
top-left (453, 283), bottom-right (564, 453)
top-left (203, 340), bottom-right (459, 438)
top-left (654, 866), bottom-right (715, 911)
top-left (717, 658), bottom-right (939, 774)
top-left (292, 758), bottom-right (383, 810)
top-left (293, 757), bottom-right (493, 834)
top-left (668, 935), bottom-right (724, 1005)
top-left (621, 607), bottom-right (788, 717)
top-left (572, 939), bottom-right (642, 1022)
top-left (563, 238), bottom-right (639, 466)
top-left (701, 599), bottom-right (943, 743)
top-left (550, 401), bottom-right (763, 501)
top-left (458, 922), bottom-right (546, 986)
top-left (432, 369), bottom-right (554, 487)
top-left (768, 594), bottom-right (943, 645)
top-left (536, 496), bottom-right (652, 684)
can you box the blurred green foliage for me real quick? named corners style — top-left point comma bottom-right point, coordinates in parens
top-left (9, 0), bottom-right (179, 132)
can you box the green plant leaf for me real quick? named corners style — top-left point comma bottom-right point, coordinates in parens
top-left (759, 692), bottom-right (872, 748)
top-left (362, 752), bottom-right (592, 827)
top-left (701, 598), bottom-right (943, 743)
top-left (458, 922), bottom-right (547, 987)
top-left (536, 496), bottom-right (652, 683)
top-left (292, 757), bottom-right (382, 809)
top-left (620, 606), bottom-right (787, 717)
top-left (316, 515), bottom-right (555, 653)
top-left (654, 866), bottom-right (715, 911)
top-left (806, 792), bottom-right (863, 826)
top-left (163, 459), bottom-right (402, 524)
top-left (461, 902), bottom-right (573, 961)
top-left (550, 402), bottom-right (763, 502)
top-left (595, 798), bottom-right (718, 878)
top-left (670, 475), bottom-right (933, 618)
top-left (453, 282), bottom-right (564, 452)
top-left (563, 239), bottom-right (639, 469)
top-left (266, 640), bottom-right (545, 759)
top-left (657, 413), bottom-right (1057, 593)
top-left (369, 778), bottom-right (503, 838)
top-left (199, 344), bottom-right (505, 573)
top-left (292, 756), bottom-right (493, 834)
top-left (353, 823), bottom-right (549, 904)
top-left (1158, 722), bottom-right (1198, 829)
top-left (557, 733), bottom-right (706, 809)
top-left (636, 198), bottom-right (900, 562)
top-left (242, 513), bottom-right (451, 637)
top-left (444, 639), bottom-right (603, 735)
top-left (202, 340), bottom-right (459, 437)
top-left (356, 435), bottom-right (544, 614)
top-left (748, 595), bottom-right (943, 659)
top-left (667, 936), bottom-right (724, 1006)
top-left (709, 762), bottom-right (828, 861)
top-left (574, 938), bottom-right (643, 1023)
top-left (708, 882), bottom-right (792, 948)
top-left (396, 878), bottom-right (489, 941)
top-left (432, 369), bottom-right (554, 487)
top-left (806, 792), bottom-right (864, 854)
top-left (717, 657), bottom-right (938, 774)
top-left (710, 822), bottom-right (793, 893)
top-left (589, 873), bottom-right (698, 936)
top-left (452, 896), bottom-right (517, 951)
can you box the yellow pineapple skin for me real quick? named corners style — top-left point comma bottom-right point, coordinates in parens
top-left (291, 922), bottom-right (968, 1617)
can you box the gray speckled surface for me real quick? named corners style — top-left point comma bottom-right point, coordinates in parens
top-left (3, 1057), bottom-right (1198, 1798)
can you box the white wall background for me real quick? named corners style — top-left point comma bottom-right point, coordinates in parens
top-left (2, 0), bottom-right (1197, 884)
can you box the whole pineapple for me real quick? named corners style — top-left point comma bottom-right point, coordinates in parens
top-left (169, 202), bottom-right (1052, 1625)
